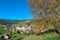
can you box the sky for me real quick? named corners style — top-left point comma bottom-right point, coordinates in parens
top-left (0, 0), bottom-right (32, 20)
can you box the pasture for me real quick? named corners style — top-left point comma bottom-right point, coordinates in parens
top-left (11, 30), bottom-right (60, 40)
top-left (0, 26), bottom-right (60, 40)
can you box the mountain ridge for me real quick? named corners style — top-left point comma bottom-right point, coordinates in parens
top-left (0, 18), bottom-right (31, 25)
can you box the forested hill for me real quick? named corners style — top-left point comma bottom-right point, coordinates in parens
top-left (0, 19), bottom-right (31, 25)
top-left (0, 19), bottom-right (19, 25)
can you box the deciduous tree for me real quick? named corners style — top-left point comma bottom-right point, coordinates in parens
top-left (28, 0), bottom-right (60, 31)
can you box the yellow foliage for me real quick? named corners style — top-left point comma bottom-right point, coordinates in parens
top-left (28, 0), bottom-right (60, 31)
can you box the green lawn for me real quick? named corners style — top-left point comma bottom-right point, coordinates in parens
top-left (22, 32), bottom-right (60, 40)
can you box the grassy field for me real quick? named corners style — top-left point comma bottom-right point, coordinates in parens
top-left (22, 32), bottom-right (60, 40)
top-left (0, 27), bottom-right (60, 40)
top-left (11, 31), bottom-right (60, 40)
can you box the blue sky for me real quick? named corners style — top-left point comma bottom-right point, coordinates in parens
top-left (0, 0), bottom-right (32, 20)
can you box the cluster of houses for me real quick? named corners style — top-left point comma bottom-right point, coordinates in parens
top-left (10, 25), bottom-right (47, 35)
top-left (10, 25), bottom-right (33, 34)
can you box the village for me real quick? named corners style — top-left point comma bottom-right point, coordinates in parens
top-left (0, 23), bottom-right (60, 40)
top-left (10, 24), bottom-right (33, 34)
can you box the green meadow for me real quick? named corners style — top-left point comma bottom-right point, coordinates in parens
top-left (0, 27), bottom-right (60, 40)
